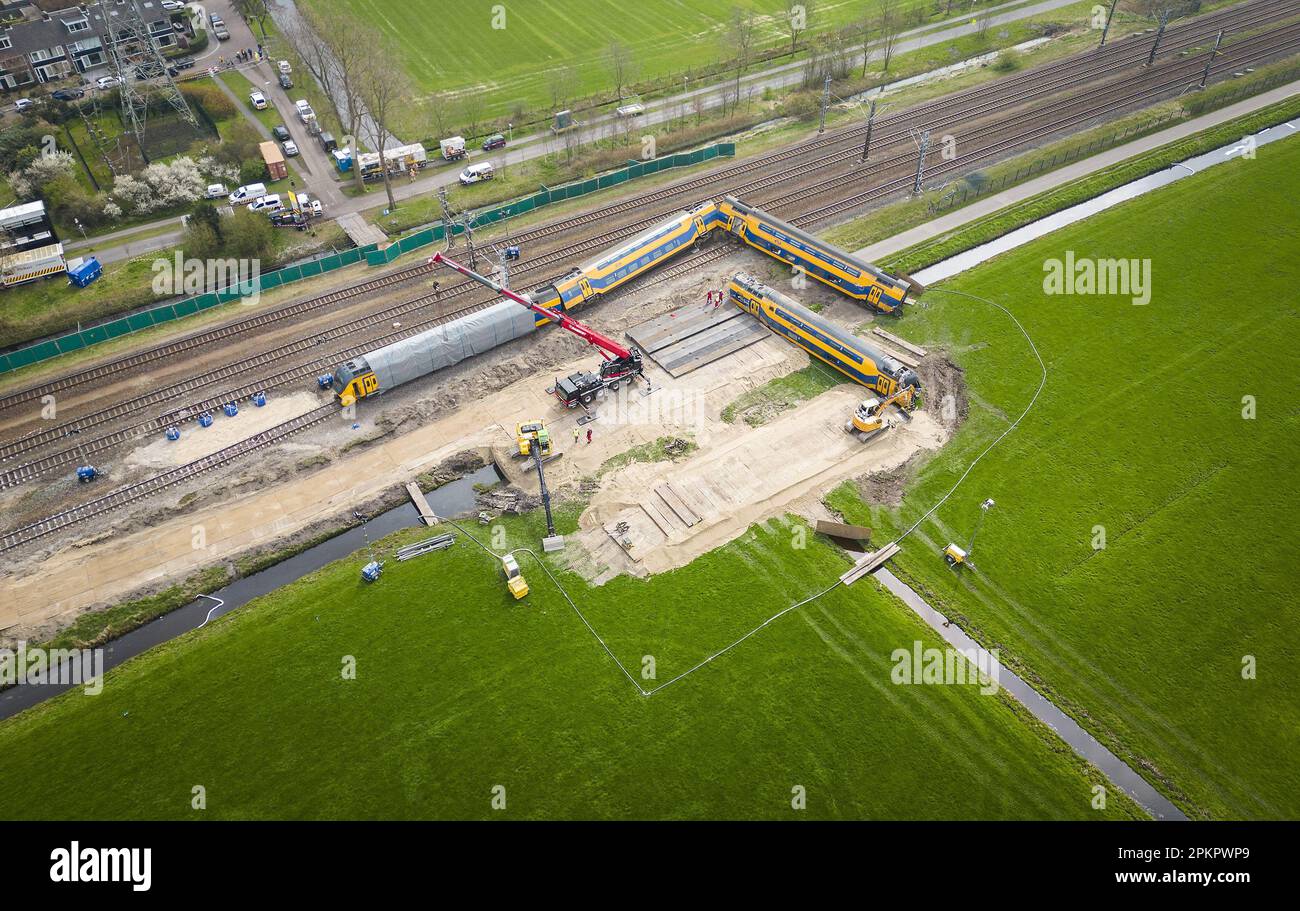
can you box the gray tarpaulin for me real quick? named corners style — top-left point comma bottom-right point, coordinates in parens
top-left (367, 300), bottom-right (537, 392)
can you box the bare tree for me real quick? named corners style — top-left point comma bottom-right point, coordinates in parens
top-left (232, 0), bottom-right (272, 38)
top-left (724, 8), bottom-right (758, 116)
top-left (784, 0), bottom-right (812, 56)
top-left (359, 35), bottom-right (412, 211)
top-left (286, 6), bottom-right (380, 196)
top-left (877, 0), bottom-right (902, 75)
top-left (606, 42), bottom-right (636, 102)
top-left (459, 91), bottom-right (488, 141)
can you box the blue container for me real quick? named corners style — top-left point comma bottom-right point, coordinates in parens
top-left (223, 402), bottom-right (239, 417)
top-left (198, 412), bottom-right (214, 428)
top-left (317, 374), bottom-right (334, 389)
top-left (166, 426), bottom-right (181, 441)
top-left (361, 561), bottom-right (383, 582)
top-left (76, 466), bottom-right (97, 482)
top-left (252, 391), bottom-right (267, 407)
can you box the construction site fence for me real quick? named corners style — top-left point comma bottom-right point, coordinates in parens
top-left (0, 142), bottom-right (734, 376)
top-left (364, 142), bottom-right (736, 265)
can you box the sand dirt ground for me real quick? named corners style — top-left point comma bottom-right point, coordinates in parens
top-left (0, 251), bottom-right (961, 639)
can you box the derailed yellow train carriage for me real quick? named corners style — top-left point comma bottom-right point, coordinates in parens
top-left (726, 272), bottom-right (920, 397)
top-left (716, 195), bottom-right (915, 315)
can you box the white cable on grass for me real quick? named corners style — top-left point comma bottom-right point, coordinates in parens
top-left (425, 288), bottom-right (1044, 696)
top-left (894, 287), bottom-right (1048, 545)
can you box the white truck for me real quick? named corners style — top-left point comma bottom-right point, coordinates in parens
top-left (439, 136), bottom-right (466, 161)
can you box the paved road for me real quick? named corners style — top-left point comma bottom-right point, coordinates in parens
top-left (64, 0), bottom-right (1094, 262)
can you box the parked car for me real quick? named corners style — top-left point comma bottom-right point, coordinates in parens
top-left (271, 124), bottom-right (290, 142)
top-left (51, 88), bottom-right (85, 101)
top-left (482, 133), bottom-right (506, 151)
top-left (95, 75), bottom-right (121, 90)
top-left (282, 140), bottom-right (299, 157)
top-left (458, 162), bottom-right (495, 185)
top-left (248, 194), bottom-right (284, 215)
top-left (210, 14), bottom-right (230, 41)
top-left (278, 73), bottom-right (293, 90)
top-left (204, 183), bottom-right (229, 199)
top-left (13, 98), bottom-right (34, 112)
top-left (250, 91), bottom-right (268, 110)
top-left (294, 99), bottom-right (313, 121)
top-left (228, 183), bottom-right (268, 205)
top-left (318, 132), bottom-right (337, 153)
top-left (161, 1), bottom-right (186, 10)
top-left (278, 61), bottom-right (292, 76)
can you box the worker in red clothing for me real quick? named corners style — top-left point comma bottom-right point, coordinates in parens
top-left (586, 428), bottom-right (593, 445)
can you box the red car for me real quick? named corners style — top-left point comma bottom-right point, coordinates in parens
top-left (481, 133), bottom-right (507, 151)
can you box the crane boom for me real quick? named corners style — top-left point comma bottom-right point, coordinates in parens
top-left (428, 252), bottom-right (633, 361)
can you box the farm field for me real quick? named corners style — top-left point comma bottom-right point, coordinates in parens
top-left (0, 509), bottom-right (1140, 820)
top-left (830, 131), bottom-right (1300, 820)
top-left (302, 0), bottom-right (939, 125)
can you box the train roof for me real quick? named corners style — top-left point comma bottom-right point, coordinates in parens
top-left (722, 195), bottom-right (907, 293)
top-left (733, 272), bottom-right (908, 379)
top-left (580, 208), bottom-right (695, 274)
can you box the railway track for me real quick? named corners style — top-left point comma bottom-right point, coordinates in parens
top-left (2, 1), bottom-right (1297, 550)
top-left (5, 5), bottom-right (1297, 484)
top-left (1, 0), bottom-right (1290, 426)
top-left (9, 2), bottom-right (1294, 472)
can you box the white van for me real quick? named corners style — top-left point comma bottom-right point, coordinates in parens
top-left (228, 183), bottom-right (267, 205)
top-left (248, 194), bottom-right (284, 214)
top-left (294, 99), bottom-right (314, 121)
top-left (458, 162), bottom-right (495, 185)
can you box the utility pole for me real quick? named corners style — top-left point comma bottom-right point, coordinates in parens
top-left (1146, 10), bottom-right (1171, 66)
top-left (861, 98), bottom-right (878, 162)
top-left (1098, 0), bottom-right (1119, 48)
top-left (1199, 30), bottom-right (1225, 88)
top-left (818, 75), bottom-right (831, 134)
top-left (911, 130), bottom-right (930, 196)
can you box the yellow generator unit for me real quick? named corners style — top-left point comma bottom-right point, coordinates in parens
top-left (502, 553), bottom-right (529, 600)
top-left (943, 543), bottom-right (968, 567)
top-left (515, 420), bottom-right (553, 458)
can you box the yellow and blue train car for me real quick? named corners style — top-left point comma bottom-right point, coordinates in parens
top-left (727, 272), bottom-right (920, 397)
top-left (527, 200), bottom-right (722, 321)
top-left (717, 195), bottom-right (914, 315)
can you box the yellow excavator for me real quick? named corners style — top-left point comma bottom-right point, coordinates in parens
top-left (845, 385), bottom-right (920, 442)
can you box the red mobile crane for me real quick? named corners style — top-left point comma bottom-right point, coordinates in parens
top-left (428, 252), bottom-right (644, 408)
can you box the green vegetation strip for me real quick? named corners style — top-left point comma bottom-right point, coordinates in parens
top-left (721, 364), bottom-right (842, 426)
top-left (882, 94), bottom-right (1300, 276)
top-left (0, 504), bottom-right (1142, 820)
top-left (828, 132), bottom-right (1300, 819)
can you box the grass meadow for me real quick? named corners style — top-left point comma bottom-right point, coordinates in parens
top-left (829, 131), bottom-right (1300, 820)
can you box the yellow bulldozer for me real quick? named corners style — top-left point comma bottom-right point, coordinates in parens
top-left (845, 385), bottom-right (920, 443)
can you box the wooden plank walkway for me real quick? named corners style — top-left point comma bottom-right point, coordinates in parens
top-left (871, 327), bottom-right (928, 358)
top-left (405, 481), bottom-right (438, 525)
top-left (654, 482), bottom-right (700, 527)
top-left (627, 303), bottom-right (770, 378)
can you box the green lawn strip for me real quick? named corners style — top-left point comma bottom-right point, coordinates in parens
top-left (880, 94), bottom-right (1300, 276)
top-left (0, 507), bottom-right (1143, 820)
top-left (826, 133), bottom-right (1300, 819)
top-left (597, 435), bottom-right (698, 477)
top-left (721, 363), bottom-right (843, 426)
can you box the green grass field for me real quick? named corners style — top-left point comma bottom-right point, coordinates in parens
top-left (829, 132), bottom-right (1300, 820)
top-left (0, 505), bottom-right (1139, 820)
top-left (304, 0), bottom-right (938, 129)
